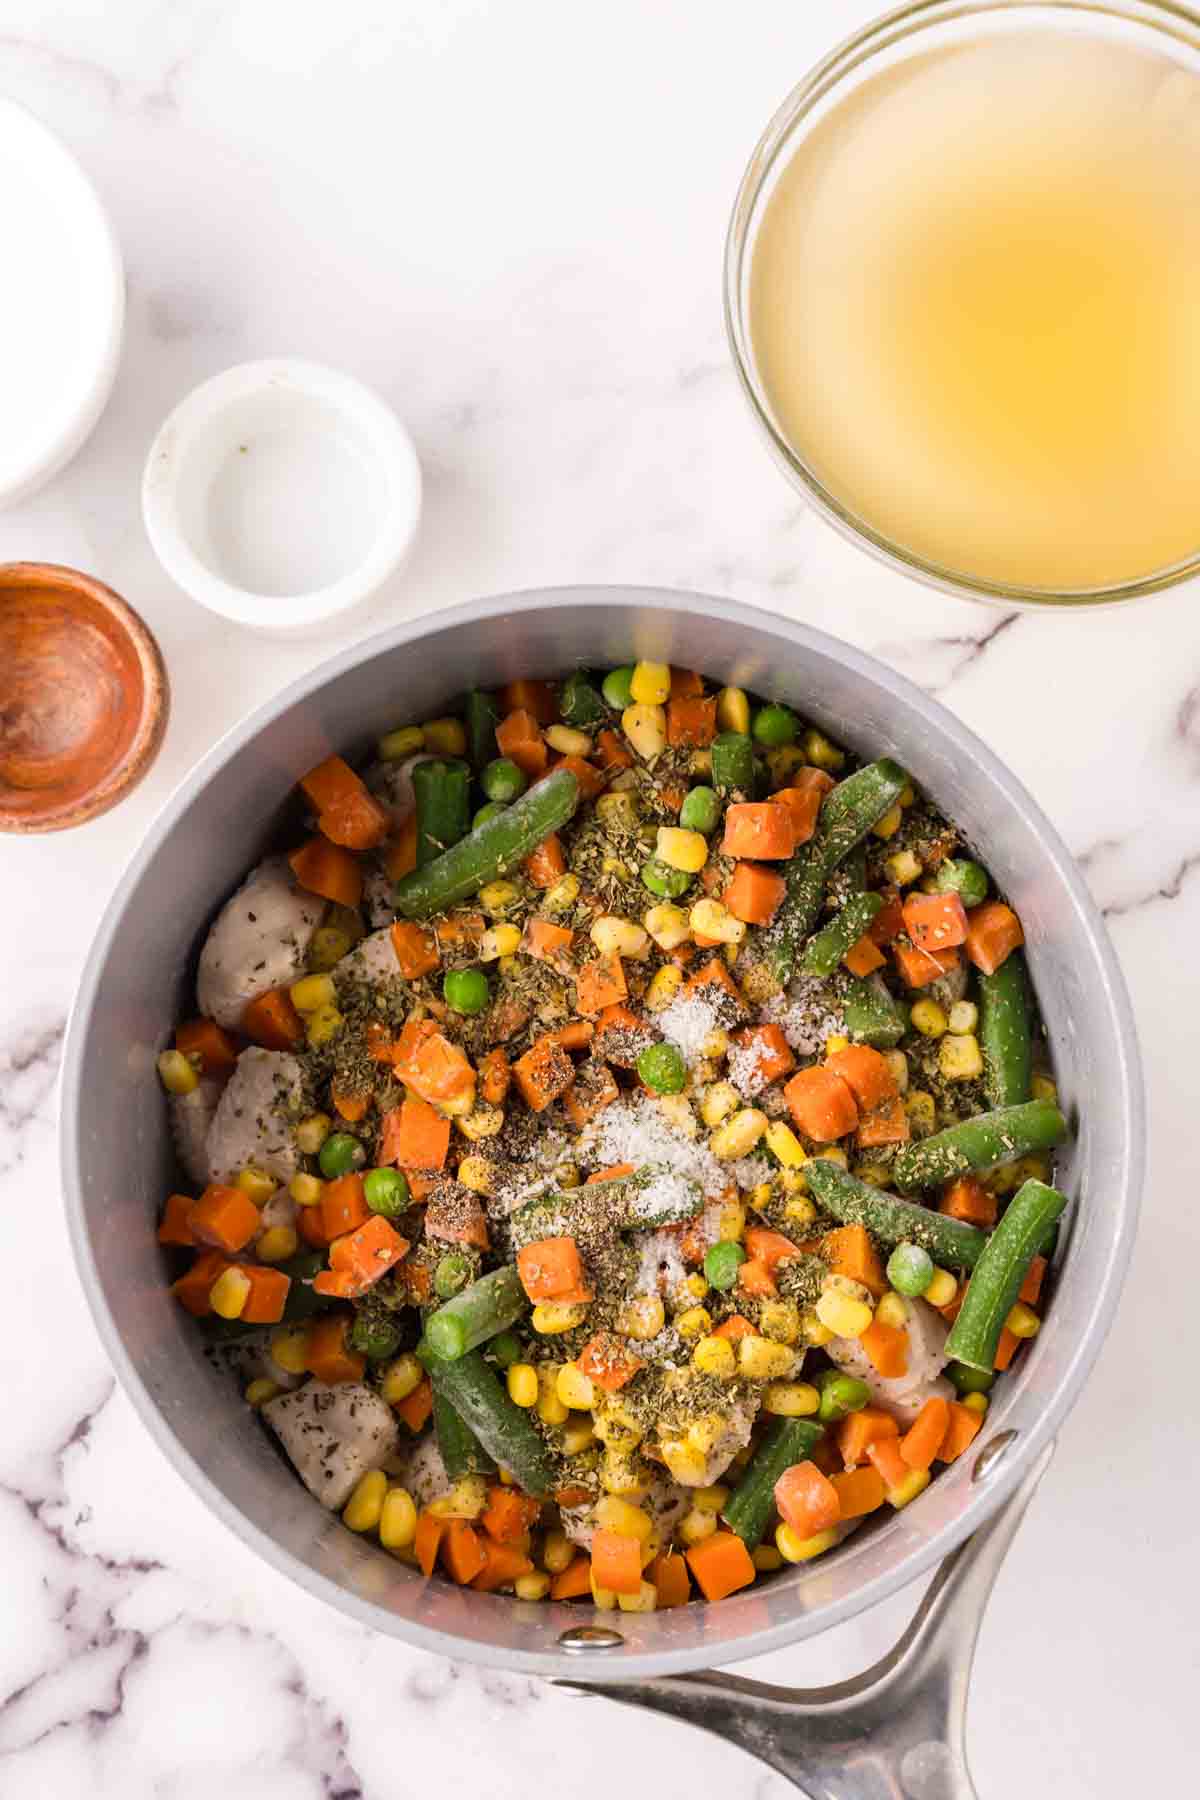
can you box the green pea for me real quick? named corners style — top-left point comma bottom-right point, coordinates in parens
top-left (488, 1329), bottom-right (523, 1369)
top-left (641, 857), bottom-right (692, 900)
top-left (434, 1251), bottom-right (474, 1300)
top-left (886, 1241), bottom-right (934, 1298)
top-left (933, 859), bottom-right (990, 908)
top-left (443, 968), bottom-right (490, 1015)
top-left (602, 666), bottom-right (636, 709)
top-left (636, 1040), bottom-right (687, 1095)
top-left (473, 801), bottom-right (509, 829)
top-left (481, 757), bottom-right (527, 803)
top-left (752, 703), bottom-right (798, 748)
top-left (349, 1313), bottom-right (404, 1360)
top-left (319, 1132), bottom-right (366, 1178)
top-left (703, 1240), bottom-right (747, 1292)
top-left (816, 1370), bottom-right (871, 1422)
top-left (947, 1361), bottom-right (995, 1397)
top-left (364, 1167), bottom-right (410, 1218)
top-left (679, 785), bottom-right (720, 833)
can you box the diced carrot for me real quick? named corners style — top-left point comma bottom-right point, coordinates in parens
top-left (426, 1186), bottom-right (490, 1250)
top-left (499, 679), bottom-right (557, 724)
top-left (648, 1551), bottom-right (691, 1609)
top-left (843, 934), bottom-right (886, 977)
top-left (563, 1063), bottom-right (620, 1129)
top-left (809, 1433), bottom-right (844, 1477)
top-left (390, 920), bottom-right (440, 980)
top-left (588, 1163), bottom-right (638, 1183)
top-left (331, 1083), bottom-right (371, 1124)
top-left (157, 1193), bottom-right (196, 1247)
top-left (866, 1436), bottom-right (911, 1490)
top-left (856, 1095), bottom-right (911, 1148)
top-left (523, 917), bottom-right (574, 962)
top-left (389, 1015), bottom-right (439, 1066)
top-left (723, 861), bottom-right (786, 926)
top-left (686, 956), bottom-right (743, 1005)
top-left (239, 1264), bottom-right (291, 1324)
top-left (288, 837), bottom-right (363, 908)
top-left (860, 1320), bottom-right (910, 1379)
top-left (822, 1224), bottom-right (888, 1298)
top-left (551, 1019), bottom-right (594, 1051)
top-left (993, 1327), bottom-right (1020, 1371)
top-left (893, 940), bottom-right (957, 989)
top-left (442, 1520), bottom-right (488, 1585)
top-left (470, 1541), bottom-right (535, 1593)
top-left (304, 1314), bottom-right (366, 1385)
top-left (524, 833), bottom-right (566, 888)
top-left (825, 1044), bottom-right (897, 1111)
top-left (415, 1511), bottom-right (446, 1577)
top-left (772, 785), bottom-right (822, 845)
top-left (299, 754), bottom-right (363, 813)
top-left (575, 953), bottom-right (628, 1017)
top-left (554, 1485), bottom-right (593, 1510)
top-left (316, 789), bottom-right (390, 852)
top-left (669, 668), bottom-right (705, 699)
top-left (478, 1047), bottom-right (511, 1105)
top-left (666, 695), bottom-right (718, 747)
top-left (733, 1023), bottom-right (796, 1086)
top-left (316, 1215), bottom-right (409, 1297)
top-left (721, 802), bottom-right (795, 861)
top-left (774, 1463), bottom-right (841, 1537)
top-left (516, 1237), bottom-right (591, 1302)
top-left (712, 1314), bottom-right (760, 1341)
top-left (938, 1287), bottom-right (964, 1324)
top-left (940, 1175), bottom-right (997, 1228)
top-left (297, 1206), bottom-right (335, 1250)
top-left (783, 1065), bottom-right (860, 1141)
top-left (481, 1487), bottom-right (542, 1545)
top-left (241, 987), bottom-right (304, 1051)
top-left (383, 813), bottom-right (419, 881)
top-left (546, 752), bottom-right (605, 801)
top-left (902, 891), bottom-right (968, 953)
top-left (836, 1406), bottom-right (899, 1469)
top-left (170, 1250), bottom-right (231, 1316)
top-left (388, 1097), bottom-right (450, 1171)
top-left (577, 1333), bottom-right (644, 1393)
top-left (900, 1396), bottom-right (951, 1471)
top-left (964, 901), bottom-right (1024, 976)
top-left (1020, 1256), bottom-right (1047, 1307)
top-left (592, 1529), bottom-right (643, 1595)
top-left (791, 766), bottom-right (836, 796)
top-left (320, 1173), bottom-right (372, 1240)
top-left (937, 1401), bottom-right (984, 1464)
top-left (684, 1531), bottom-right (757, 1602)
top-left (550, 1556), bottom-right (593, 1600)
top-left (744, 1226), bottom-right (802, 1273)
top-left (592, 1003), bottom-right (652, 1065)
top-left (595, 728), bottom-right (634, 772)
top-left (831, 1467), bottom-right (886, 1520)
top-left (512, 1035), bottom-right (575, 1112)
top-left (174, 1017), bottom-right (239, 1075)
top-left (868, 895), bottom-right (905, 945)
top-left (188, 1184), bottom-right (260, 1254)
top-left (496, 708), bottom-right (548, 778)
top-left (395, 1374), bottom-right (434, 1431)
top-left (400, 1031), bottom-right (476, 1106)
top-left (737, 1259), bottom-right (778, 1299)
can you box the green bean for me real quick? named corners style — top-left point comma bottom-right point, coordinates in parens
top-left (892, 1100), bottom-right (1066, 1193)
top-left (413, 759), bottom-right (471, 868)
top-left (418, 1346), bottom-right (555, 1496)
top-left (805, 1161), bottom-right (991, 1270)
top-left (465, 689), bottom-right (499, 768)
top-left (722, 1418), bottom-right (825, 1548)
top-left (945, 1179), bottom-right (1066, 1371)
top-left (711, 731), bottom-right (756, 793)
top-left (560, 669), bottom-right (607, 726)
top-left (799, 891), bottom-right (884, 978)
top-left (433, 1390), bottom-right (498, 1480)
top-left (423, 1265), bottom-right (528, 1361)
top-left (394, 767), bottom-right (580, 918)
top-left (842, 974), bottom-right (908, 1049)
top-left (978, 951), bottom-right (1032, 1107)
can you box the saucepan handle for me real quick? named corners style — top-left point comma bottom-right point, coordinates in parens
top-left (559, 1440), bottom-right (1054, 1800)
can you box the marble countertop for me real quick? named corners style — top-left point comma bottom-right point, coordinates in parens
top-left (1, 2), bottom-right (1194, 1793)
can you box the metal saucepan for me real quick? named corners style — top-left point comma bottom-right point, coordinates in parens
top-left (61, 590), bottom-right (1143, 1797)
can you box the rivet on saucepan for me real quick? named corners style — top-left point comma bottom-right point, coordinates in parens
top-left (972, 1430), bottom-right (1019, 1483)
top-left (557, 1627), bottom-right (625, 1653)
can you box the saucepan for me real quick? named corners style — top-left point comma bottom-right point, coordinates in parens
top-left (60, 589), bottom-right (1143, 1798)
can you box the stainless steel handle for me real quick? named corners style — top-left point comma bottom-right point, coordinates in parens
top-left (560, 1440), bottom-right (1054, 1800)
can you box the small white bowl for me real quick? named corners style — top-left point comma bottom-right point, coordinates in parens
top-left (142, 359), bottom-right (422, 633)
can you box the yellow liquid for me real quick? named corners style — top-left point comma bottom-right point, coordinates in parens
top-left (750, 31), bottom-right (1200, 593)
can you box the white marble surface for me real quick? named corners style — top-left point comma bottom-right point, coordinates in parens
top-left (0, 2), bottom-right (1196, 1793)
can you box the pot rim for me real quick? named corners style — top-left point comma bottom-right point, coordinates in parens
top-left (59, 585), bottom-right (1145, 1678)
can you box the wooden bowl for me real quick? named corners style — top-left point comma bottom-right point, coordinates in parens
top-left (0, 563), bottom-right (168, 833)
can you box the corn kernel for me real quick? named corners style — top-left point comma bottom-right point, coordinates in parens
top-left (295, 1112), bottom-right (332, 1155)
top-left (656, 1093), bottom-right (698, 1141)
top-left (532, 1302), bottom-right (588, 1337)
top-left (479, 922), bottom-right (521, 960)
top-left (740, 961), bottom-right (783, 1004)
top-left (457, 1154), bottom-right (496, 1195)
top-left (269, 1325), bottom-right (310, 1374)
top-left (422, 716), bottom-right (467, 756)
top-left (479, 879), bottom-right (520, 915)
top-left (961, 1392), bottom-right (990, 1416)
top-left (307, 925), bottom-right (355, 971)
top-left (658, 1438), bottom-right (710, 1486)
top-left (645, 964), bottom-right (684, 1013)
top-left (766, 744), bottom-right (807, 787)
top-left (244, 1377), bottom-right (280, 1407)
top-left (939, 1033), bottom-right (984, 1082)
top-left (678, 1506), bottom-right (718, 1547)
top-left (905, 1091), bottom-right (937, 1136)
top-left (379, 1353), bottom-right (423, 1404)
top-left (290, 972), bottom-right (337, 1014)
top-left (656, 826), bottom-right (709, 873)
top-left (924, 1269), bottom-right (958, 1308)
top-left (256, 1224), bottom-right (299, 1263)
top-left (437, 1087), bottom-right (476, 1119)
top-left (815, 1289), bottom-right (873, 1338)
top-left (157, 1049), bottom-right (198, 1096)
top-left (715, 687), bottom-right (750, 734)
top-left (759, 1299), bottom-right (801, 1345)
top-left (536, 1365), bottom-right (570, 1426)
top-left (593, 1396), bottom-right (644, 1448)
top-left (594, 1496), bottom-right (653, 1542)
top-left (886, 1469), bottom-right (931, 1509)
top-left (643, 903), bottom-right (690, 952)
top-left (617, 1578), bottom-right (659, 1613)
top-left (458, 1103), bottom-right (505, 1143)
top-left (882, 1049), bottom-right (909, 1094)
top-left (591, 914), bottom-right (650, 958)
top-left (209, 1267), bottom-right (251, 1319)
top-left (596, 790), bottom-right (640, 832)
top-left (233, 1166), bottom-right (275, 1207)
top-left (700, 1026), bottom-right (730, 1059)
top-left (801, 1313), bottom-right (835, 1347)
top-left (764, 1119), bottom-right (806, 1168)
top-left (627, 661), bottom-right (670, 706)
top-left (1006, 1302), bottom-right (1041, 1339)
top-left (824, 1035), bottom-right (851, 1059)
top-left (989, 1152), bottom-right (1051, 1196)
top-left (545, 723), bottom-right (592, 755)
top-left (689, 898), bottom-right (746, 946)
top-left (514, 1570), bottom-right (551, 1602)
top-left (556, 1416), bottom-right (592, 1456)
top-left (673, 1306), bottom-right (711, 1342)
top-left (379, 1486), bottom-right (418, 1551)
top-left (690, 749), bottom-right (713, 777)
top-left (619, 1294), bottom-right (665, 1341)
top-left (556, 1363), bottom-right (596, 1410)
top-left (1030, 1073), bottom-right (1058, 1104)
top-left (543, 873), bottom-right (581, 915)
top-left (378, 724), bottom-right (425, 760)
top-left (343, 1469), bottom-right (388, 1533)
top-left (801, 727), bottom-right (845, 770)
top-left (854, 1163), bottom-right (892, 1189)
top-left (305, 1004), bottom-right (344, 1048)
top-left (885, 848), bottom-right (923, 886)
top-left (753, 1545), bottom-right (784, 1572)
top-left (872, 805), bottom-right (903, 840)
top-left (427, 1474), bottom-right (488, 1519)
top-left (752, 1180), bottom-right (774, 1207)
top-left (947, 1000), bottom-right (979, 1036)
top-left (497, 1467), bottom-right (516, 1486)
top-left (816, 1146), bottom-right (849, 1169)
top-left (875, 1291), bottom-right (908, 1329)
top-left (783, 1194), bottom-right (817, 1224)
top-left (777, 1523), bottom-right (839, 1562)
top-left (762, 1380), bottom-right (820, 1417)
top-left (718, 1198), bottom-right (747, 1241)
top-left (622, 703), bottom-right (667, 761)
top-left (737, 1336), bottom-right (796, 1380)
top-left (542, 1528), bottom-right (575, 1572)
top-left (600, 1451), bottom-right (650, 1497)
top-left (699, 1081), bottom-right (739, 1128)
top-left (710, 1107), bottom-right (768, 1160)
top-left (692, 1335), bottom-right (737, 1380)
top-left (910, 999), bottom-right (947, 1039)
